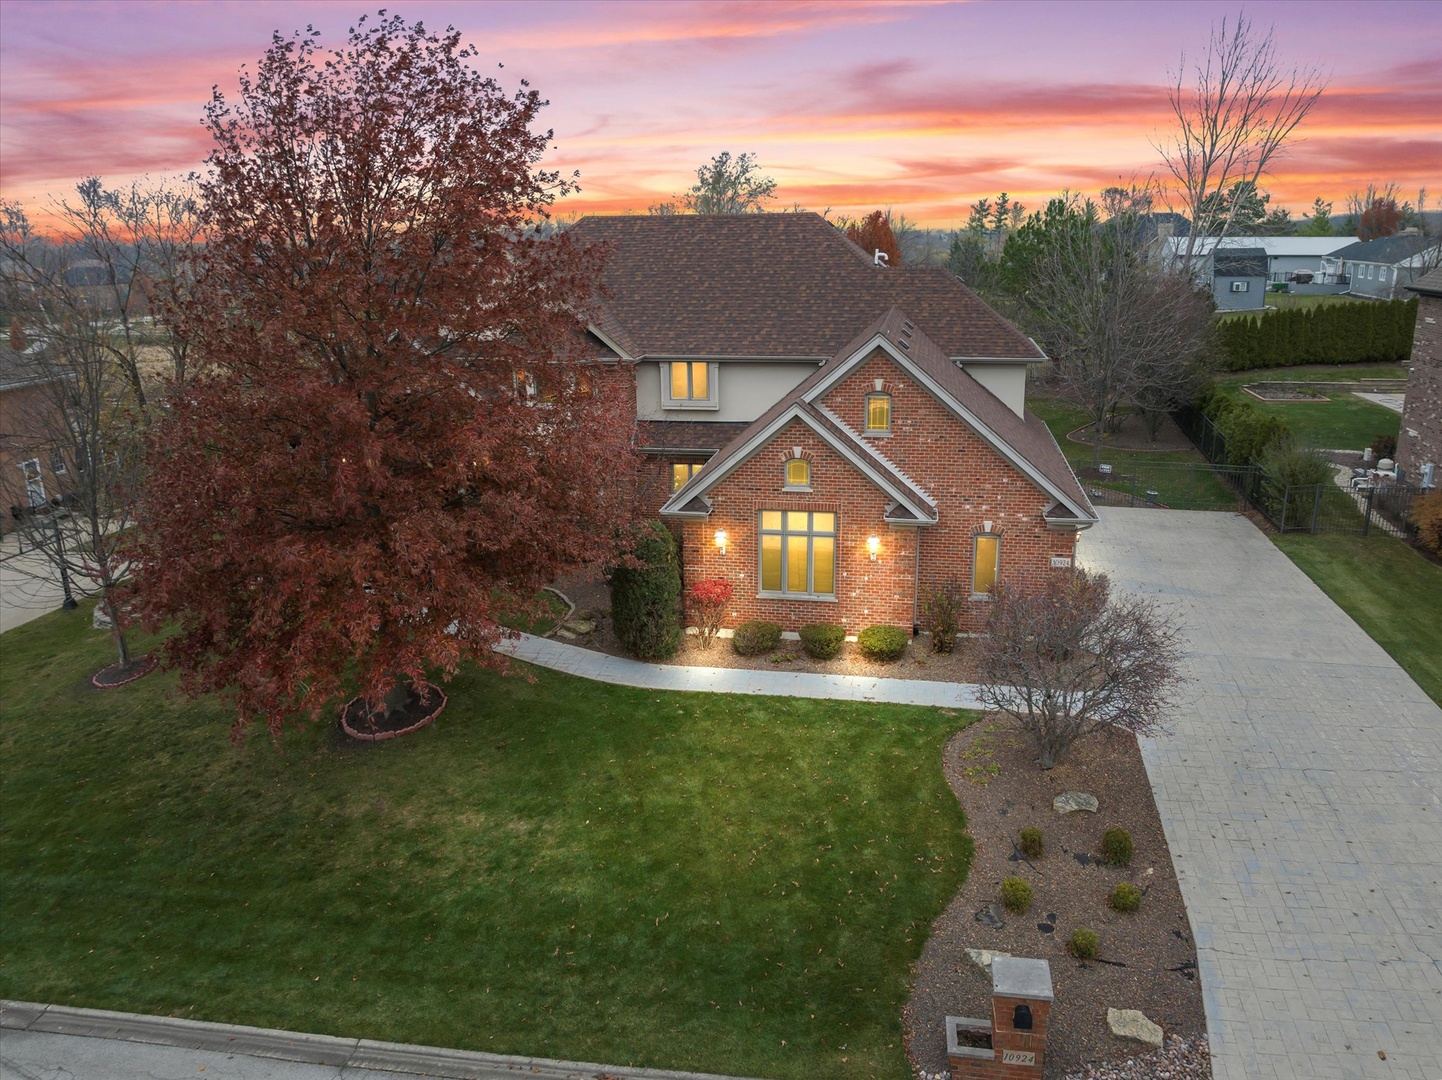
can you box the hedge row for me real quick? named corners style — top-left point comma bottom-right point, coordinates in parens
top-left (1217, 298), bottom-right (1417, 372)
top-left (1198, 386), bottom-right (1291, 466)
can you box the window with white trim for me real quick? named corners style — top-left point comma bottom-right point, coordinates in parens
top-left (865, 393), bottom-right (891, 433)
top-left (972, 534), bottom-right (1000, 596)
top-left (663, 361), bottom-right (718, 409)
top-left (784, 458), bottom-right (810, 489)
top-left (759, 510), bottom-right (835, 597)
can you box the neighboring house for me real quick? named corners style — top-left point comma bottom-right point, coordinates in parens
top-left (1212, 248), bottom-right (1268, 311)
top-left (1163, 236), bottom-right (1356, 302)
top-left (571, 213), bottom-right (1097, 638)
top-left (1322, 234), bottom-right (1442, 301)
top-left (0, 344), bottom-right (68, 531)
top-left (1398, 267), bottom-right (1442, 489)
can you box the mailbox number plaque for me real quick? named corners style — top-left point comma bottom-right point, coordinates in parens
top-left (1002, 1050), bottom-right (1036, 1065)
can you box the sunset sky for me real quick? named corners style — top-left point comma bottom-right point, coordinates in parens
top-left (2, 0), bottom-right (1439, 231)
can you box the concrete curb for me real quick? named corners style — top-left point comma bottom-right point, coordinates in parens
top-left (0, 1000), bottom-right (771, 1080)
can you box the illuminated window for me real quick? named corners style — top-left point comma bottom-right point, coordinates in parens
top-left (973, 534), bottom-right (1000, 596)
top-left (665, 361), bottom-right (716, 407)
top-left (785, 458), bottom-right (810, 488)
top-left (760, 510), bottom-right (835, 597)
top-left (865, 393), bottom-right (891, 433)
top-left (671, 462), bottom-right (702, 491)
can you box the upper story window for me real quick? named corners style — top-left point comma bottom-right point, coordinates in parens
top-left (663, 361), bottom-right (718, 409)
top-left (865, 393), bottom-right (891, 434)
top-left (784, 458), bottom-right (810, 489)
top-left (672, 462), bottom-right (702, 492)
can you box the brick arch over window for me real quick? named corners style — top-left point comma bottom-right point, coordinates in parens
top-left (781, 445), bottom-right (814, 489)
top-left (970, 524), bottom-right (1003, 597)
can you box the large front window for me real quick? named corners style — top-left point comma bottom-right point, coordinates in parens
top-left (760, 510), bottom-right (835, 597)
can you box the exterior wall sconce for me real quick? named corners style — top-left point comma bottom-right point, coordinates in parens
top-left (867, 534), bottom-right (881, 561)
top-left (714, 528), bottom-right (728, 555)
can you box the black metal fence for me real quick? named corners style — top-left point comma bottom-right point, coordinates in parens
top-left (1172, 403), bottom-right (1424, 539)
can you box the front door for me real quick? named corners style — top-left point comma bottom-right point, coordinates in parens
top-left (21, 458), bottom-right (45, 507)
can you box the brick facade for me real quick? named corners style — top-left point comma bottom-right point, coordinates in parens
top-left (677, 347), bottom-right (1079, 636)
top-left (1397, 290), bottom-right (1441, 485)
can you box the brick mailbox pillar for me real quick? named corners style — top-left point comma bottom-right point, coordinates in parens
top-left (946, 956), bottom-right (1052, 1080)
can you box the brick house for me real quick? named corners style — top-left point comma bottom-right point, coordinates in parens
top-left (570, 213), bottom-right (1097, 638)
top-left (0, 344), bottom-right (70, 535)
top-left (1398, 267), bottom-right (1442, 489)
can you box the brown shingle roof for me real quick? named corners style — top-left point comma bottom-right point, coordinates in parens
top-left (570, 214), bottom-right (1044, 361)
top-left (635, 420), bottom-right (752, 454)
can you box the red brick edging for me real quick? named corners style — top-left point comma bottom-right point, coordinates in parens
top-left (339, 689), bottom-right (448, 742)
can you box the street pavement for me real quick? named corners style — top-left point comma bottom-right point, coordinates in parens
top-left (1079, 508), bottom-right (1442, 1080)
top-left (0, 531), bottom-right (78, 634)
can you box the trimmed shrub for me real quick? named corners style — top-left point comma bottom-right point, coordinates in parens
top-left (1018, 827), bottom-right (1044, 859)
top-left (1412, 489), bottom-right (1442, 556)
top-left (732, 620), bottom-right (782, 657)
top-left (1371, 433), bottom-right (1397, 461)
top-left (923, 582), bottom-right (964, 653)
top-left (1069, 927), bottom-right (1099, 960)
top-left (799, 622), bottom-right (846, 660)
top-left (1218, 298), bottom-right (1418, 372)
top-left (687, 577), bottom-right (733, 650)
top-left (1000, 876), bottom-right (1033, 913)
top-left (1101, 827), bottom-right (1134, 867)
top-left (609, 521), bottom-right (681, 660)
top-left (1109, 882), bottom-right (1143, 913)
top-left (857, 625), bottom-right (908, 662)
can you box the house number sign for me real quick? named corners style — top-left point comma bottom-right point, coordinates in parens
top-left (1050, 556), bottom-right (1072, 568)
top-left (1002, 1050), bottom-right (1036, 1065)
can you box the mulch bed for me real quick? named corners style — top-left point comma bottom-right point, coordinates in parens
top-left (1063, 412), bottom-right (1195, 454)
top-left (90, 654), bottom-right (158, 689)
top-left (549, 570), bottom-right (982, 684)
top-left (903, 718), bottom-right (1208, 1079)
top-left (338, 685), bottom-right (448, 742)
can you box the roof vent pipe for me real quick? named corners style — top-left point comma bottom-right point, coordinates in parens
top-left (874, 250), bottom-right (889, 267)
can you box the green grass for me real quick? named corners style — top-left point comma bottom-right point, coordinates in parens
top-left (1213, 363), bottom-right (1408, 384)
top-left (1211, 379), bottom-right (1399, 452)
top-left (1217, 293), bottom-right (1365, 319)
top-left (0, 603), bottom-right (972, 1079)
top-left (1274, 533), bottom-right (1442, 706)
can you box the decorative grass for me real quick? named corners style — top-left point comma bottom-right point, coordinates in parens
top-left (0, 602), bottom-right (973, 1079)
top-left (1273, 532), bottom-right (1442, 707)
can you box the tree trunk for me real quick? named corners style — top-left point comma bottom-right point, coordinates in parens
top-left (1091, 415), bottom-right (1106, 470)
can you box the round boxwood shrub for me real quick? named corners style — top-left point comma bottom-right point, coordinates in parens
top-left (1101, 827), bottom-right (1134, 867)
top-left (732, 620), bottom-right (782, 657)
top-left (609, 520), bottom-right (681, 660)
top-left (1109, 882), bottom-right (1143, 913)
top-left (1069, 927), bottom-right (1099, 960)
top-left (1000, 876), bottom-right (1033, 913)
top-left (1018, 827), bottom-right (1044, 859)
top-left (799, 622), bottom-right (846, 660)
top-left (857, 625), bottom-right (908, 662)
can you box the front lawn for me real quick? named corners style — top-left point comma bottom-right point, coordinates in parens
top-left (0, 605), bottom-right (972, 1079)
top-left (1274, 532), bottom-right (1442, 706)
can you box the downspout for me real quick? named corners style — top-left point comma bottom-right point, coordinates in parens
top-left (912, 527), bottom-right (922, 637)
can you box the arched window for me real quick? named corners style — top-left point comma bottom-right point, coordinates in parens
top-left (865, 393), bottom-right (891, 434)
top-left (785, 458), bottom-right (810, 488)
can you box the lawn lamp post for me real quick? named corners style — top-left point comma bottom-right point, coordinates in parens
top-left (51, 512), bottom-right (78, 610)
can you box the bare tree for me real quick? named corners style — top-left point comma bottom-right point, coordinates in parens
top-left (1018, 193), bottom-right (1216, 467)
top-left (1158, 14), bottom-right (1326, 276)
top-left (976, 569), bottom-right (1187, 770)
top-left (683, 152), bottom-right (777, 214)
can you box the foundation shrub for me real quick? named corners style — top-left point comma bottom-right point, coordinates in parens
top-left (857, 625), bottom-right (908, 662)
top-left (923, 582), bottom-right (964, 653)
top-left (1411, 490), bottom-right (1442, 556)
top-left (732, 620), bottom-right (782, 657)
top-left (609, 520), bottom-right (682, 661)
top-left (799, 622), bottom-right (846, 660)
top-left (1000, 876), bottom-right (1034, 913)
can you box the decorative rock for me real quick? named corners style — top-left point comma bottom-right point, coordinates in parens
top-left (973, 903), bottom-right (1005, 929)
top-left (1053, 791), bottom-right (1099, 814)
top-left (554, 629), bottom-right (578, 641)
top-left (92, 602), bottom-right (114, 631)
top-left (1108, 1008), bottom-right (1164, 1049)
top-left (563, 618), bottom-right (595, 635)
top-left (965, 948), bottom-right (1010, 971)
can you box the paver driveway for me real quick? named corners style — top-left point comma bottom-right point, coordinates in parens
top-left (1079, 509), bottom-right (1442, 1080)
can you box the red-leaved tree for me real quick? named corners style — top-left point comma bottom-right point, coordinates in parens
top-left (845, 210), bottom-right (902, 266)
top-left (687, 578), bottom-right (733, 650)
top-left (1357, 197), bottom-right (1403, 240)
top-left (131, 13), bottom-right (636, 738)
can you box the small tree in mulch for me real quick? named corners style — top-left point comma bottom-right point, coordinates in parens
top-left (975, 568), bottom-right (1186, 770)
top-left (687, 577), bottom-right (733, 650)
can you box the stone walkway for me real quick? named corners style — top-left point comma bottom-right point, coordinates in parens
top-left (1078, 508), bottom-right (1442, 1080)
top-left (497, 632), bottom-right (985, 709)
